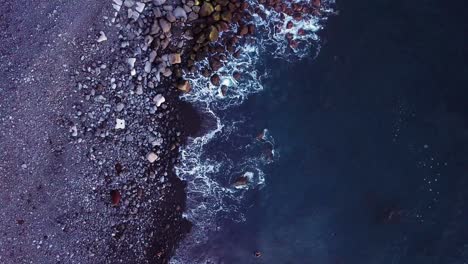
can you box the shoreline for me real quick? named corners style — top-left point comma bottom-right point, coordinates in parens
top-left (0, 0), bottom-right (329, 263)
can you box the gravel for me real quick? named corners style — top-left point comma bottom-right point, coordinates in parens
top-left (0, 0), bottom-right (191, 263)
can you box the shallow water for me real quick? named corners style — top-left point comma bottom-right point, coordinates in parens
top-left (174, 0), bottom-right (468, 263)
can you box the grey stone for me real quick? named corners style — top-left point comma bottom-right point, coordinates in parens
top-left (153, 0), bottom-right (166, 6)
top-left (159, 19), bottom-right (171, 33)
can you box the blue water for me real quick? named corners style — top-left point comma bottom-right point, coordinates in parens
top-left (188, 0), bottom-right (468, 263)
top-left (173, 0), bottom-right (468, 264)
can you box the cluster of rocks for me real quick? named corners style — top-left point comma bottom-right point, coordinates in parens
top-left (171, 0), bottom-right (326, 92)
top-left (256, 0), bottom-right (324, 49)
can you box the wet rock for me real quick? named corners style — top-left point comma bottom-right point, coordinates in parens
top-left (233, 176), bottom-right (248, 188)
top-left (221, 85), bottom-right (228, 96)
top-left (210, 74), bottom-right (220, 86)
top-left (248, 24), bottom-right (256, 34)
top-left (233, 71), bottom-right (241, 80)
top-left (212, 11), bottom-right (221, 21)
top-left (207, 26), bottom-right (219, 42)
top-left (221, 10), bottom-right (232, 22)
top-left (218, 21), bottom-right (230, 32)
top-left (199, 2), bottom-right (214, 17)
top-left (216, 0), bottom-right (229, 6)
top-left (238, 25), bottom-right (249, 35)
top-left (178, 80), bottom-right (191, 93)
top-left (209, 58), bottom-right (222, 71)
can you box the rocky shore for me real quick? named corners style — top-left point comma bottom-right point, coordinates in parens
top-left (0, 0), bottom-right (327, 263)
top-left (72, 0), bottom-right (326, 262)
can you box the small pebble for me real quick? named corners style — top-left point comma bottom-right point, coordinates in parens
top-left (115, 119), bottom-right (126, 129)
top-left (147, 152), bottom-right (159, 163)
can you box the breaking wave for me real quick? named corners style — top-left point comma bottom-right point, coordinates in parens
top-left (172, 1), bottom-right (333, 263)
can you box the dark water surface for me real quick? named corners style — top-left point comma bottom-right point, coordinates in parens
top-left (202, 0), bottom-right (468, 263)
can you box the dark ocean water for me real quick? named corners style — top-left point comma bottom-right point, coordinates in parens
top-left (197, 0), bottom-right (468, 263)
